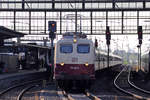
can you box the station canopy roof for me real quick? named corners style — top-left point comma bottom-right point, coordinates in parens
top-left (0, 26), bottom-right (26, 40)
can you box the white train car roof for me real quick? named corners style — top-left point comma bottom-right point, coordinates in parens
top-left (57, 38), bottom-right (93, 44)
top-left (95, 49), bottom-right (122, 59)
top-left (57, 32), bottom-right (93, 44)
top-left (142, 50), bottom-right (150, 58)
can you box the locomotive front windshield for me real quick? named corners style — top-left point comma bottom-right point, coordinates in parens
top-left (60, 44), bottom-right (73, 53)
top-left (77, 44), bottom-right (90, 53)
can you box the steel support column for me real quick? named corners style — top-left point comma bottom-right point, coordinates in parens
top-left (75, 11), bottom-right (77, 33)
top-left (82, 0), bottom-right (85, 9)
top-left (22, 0), bottom-right (25, 9)
top-left (140, 44), bottom-right (142, 70)
top-left (107, 45), bottom-right (110, 68)
top-left (44, 11), bottom-right (46, 34)
top-left (60, 11), bottom-right (62, 34)
top-left (113, 0), bottom-right (116, 9)
top-left (91, 11), bottom-right (93, 35)
top-left (52, 0), bottom-right (55, 9)
top-left (29, 11), bottom-right (31, 34)
top-left (106, 11), bottom-right (108, 26)
top-left (143, 1), bottom-right (146, 8)
top-left (15, 11), bottom-right (20, 43)
top-left (50, 37), bottom-right (54, 81)
top-left (122, 11), bottom-right (124, 34)
top-left (137, 11), bottom-right (139, 27)
top-left (137, 11), bottom-right (141, 70)
top-left (14, 11), bottom-right (16, 31)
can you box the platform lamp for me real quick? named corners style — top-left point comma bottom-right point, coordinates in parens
top-left (48, 21), bottom-right (56, 81)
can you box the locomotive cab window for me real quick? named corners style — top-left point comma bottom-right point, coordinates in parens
top-left (60, 44), bottom-right (73, 53)
top-left (77, 44), bottom-right (90, 53)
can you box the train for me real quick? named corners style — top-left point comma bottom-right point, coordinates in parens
top-left (54, 32), bottom-right (95, 89)
top-left (95, 50), bottom-right (122, 71)
top-left (141, 51), bottom-right (150, 73)
top-left (54, 32), bottom-right (122, 89)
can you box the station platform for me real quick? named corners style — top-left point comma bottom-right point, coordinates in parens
top-left (0, 68), bottom-right (47, 80)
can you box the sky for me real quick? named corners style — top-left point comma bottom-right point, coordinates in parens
top-left (87, 35), bottom-right (150, 54)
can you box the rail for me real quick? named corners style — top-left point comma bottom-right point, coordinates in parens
top-left (114, 65), bottom-right (150, 100)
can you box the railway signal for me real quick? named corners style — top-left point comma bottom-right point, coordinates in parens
top-left (138, 26), bottom-right (143, 39)
top-left (105, 26), bottom-right (111, 68)
top-left (137, 26), bottom-right (143, 71)
top-left (48, 21), bottom-right (56, 39)
top-left (48, 21), bottom-right (57, 33)
top-left (106, 26), bottom-right (111, 45)
top-left (138, 26), bottom-right (143, 44)
top-left (48, 21), bottom-right (57, 81)
top-left (95, 38), bottom-right (98, 48)
top-left (106, 26), bottom-right (111, 40)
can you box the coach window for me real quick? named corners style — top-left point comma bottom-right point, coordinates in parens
top-left (60, 44), bottom-right (73, 53)
top-left (77, 44), bottom-right (90, 53)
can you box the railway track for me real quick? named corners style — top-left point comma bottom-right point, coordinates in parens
top-left (19, 81), bottom-right (60, 100)
top-left (0, 79), bottom-right (45, 100)
top-left (17, 84), bottom-right (38, 100)
top-left (57, 88), bottom-right (101, 100)
top-left (129, 70), bottom-right (150, 94)
top-left (114, 65), bottom-right (150, 100)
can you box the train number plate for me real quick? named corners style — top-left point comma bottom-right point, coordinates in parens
top-left (72, 57), bottom-right (78, 62)
top-left (70, 66), bottom-right (79, 70)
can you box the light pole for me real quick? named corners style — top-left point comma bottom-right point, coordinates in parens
top-left (137, 26), bottom-right (143, 71)
top-left (137, 45), bottom-right (140, 70)
top-left (140, 44), bottom-right (142, 70)
top-left (105, 26), bottom-right (111, 68)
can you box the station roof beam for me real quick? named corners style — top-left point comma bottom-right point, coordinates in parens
top-left (0, 0), bottom-right (150, 11)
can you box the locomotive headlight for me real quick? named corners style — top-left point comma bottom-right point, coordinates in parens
top-left (85, 62), bottom-right (89, 67)
top-left (60, 62), bottom-right (64, 66)
top-left (73, 39), bottom-right (77, 43)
